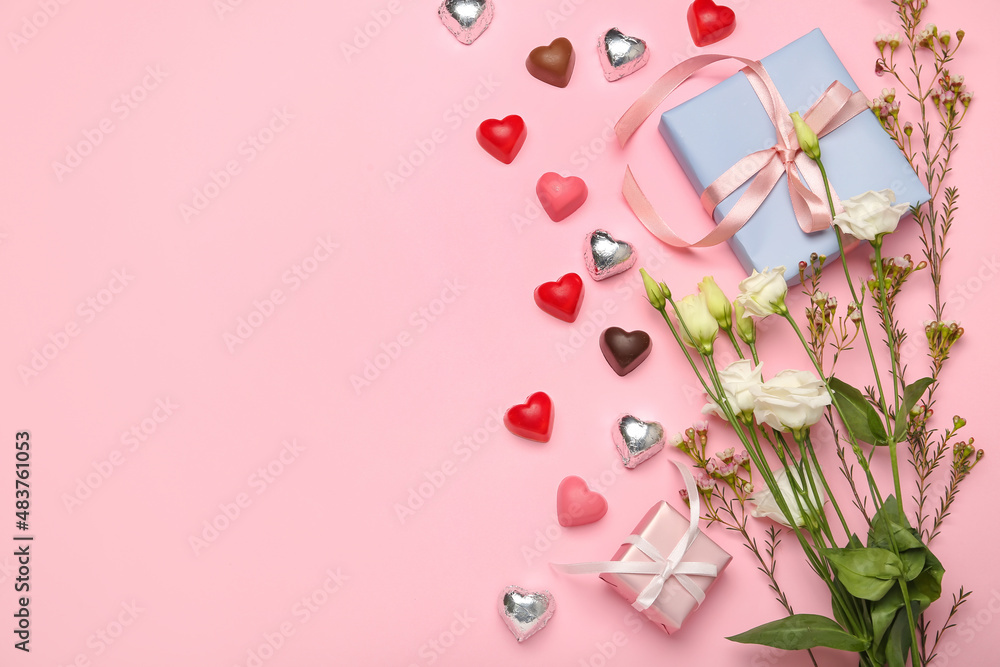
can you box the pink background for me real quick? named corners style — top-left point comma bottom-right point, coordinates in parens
top-left (2, 0), bottom-right (997, 665)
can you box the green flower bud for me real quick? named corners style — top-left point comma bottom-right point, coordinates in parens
top-left (790, 111), bottom-right (821, 161)
top-left (640, 268), bottom-right (666, 311)
top-left (698, 276), bottom-right (732, 329)
top-left (733, 300), bottom-right (755, 344)
top-left (674, 292), bottom-right (719, 354)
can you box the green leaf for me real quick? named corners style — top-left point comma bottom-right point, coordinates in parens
top-left (871, 544), bottom-right (944, 656)
top-left (902, 377), bottom-right (934, 415)
top-left (824, 547), bottom-right (904, 579)
top-left (901, 549), bottom-right (926, 581)
top-left (868, 501), bottom-right (943, 587)
top-left (909, 550), bottom-right (945, 606)
top-left (872, 590), bottom-right (905, 655)
top-left (868, 520), bottom-right (923, 553)
top-left (868, 498), bottom-right (923, 550)
top-left (871, 497), bottom-right (912, 528)
top-left (828, 377), bottom-right (888, 446)
top-left (822, 547), bottom-right (904, 601)
top-left (885, 603), bottom-right (916, 667)
top-left (726, 614), bottom-right (870, 651)
top-left (830, 579), bottom-right (852, 631)
top-left (893, 377), bottom-right (934, 439)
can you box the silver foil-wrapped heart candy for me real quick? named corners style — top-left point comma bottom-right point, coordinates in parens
top-left (438, 0), bottom-right (494, 45)
top-left (584, 229), bottom-right (637, 281)
top-left (598, 28), bottom-right (649, 81)
top-left (613, 414), bottom-right (665, 468)
top-left (498, 585), bottom-right (556, 642)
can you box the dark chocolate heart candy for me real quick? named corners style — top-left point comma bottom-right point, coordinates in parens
top-left (526, 38), bottom-right (575, 88)
top-left (600, 327), bottom-right (651, 376)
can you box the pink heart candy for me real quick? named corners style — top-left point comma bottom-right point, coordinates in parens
top-left (536, 172), bottom-right (588, 222)
top-left (556, 475), bottom-right (608, 526)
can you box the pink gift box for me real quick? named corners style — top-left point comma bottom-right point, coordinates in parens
top-left (600, 501), bottom-right (732, 633)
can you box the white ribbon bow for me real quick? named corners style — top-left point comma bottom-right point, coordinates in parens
top-left (551, 459), bottom-right (718, 611)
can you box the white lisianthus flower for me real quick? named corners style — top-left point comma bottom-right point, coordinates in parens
top-left (751, 466), bottom-right (827, 528)
top-left (735, 267), bottom-right (788, 318)
top-left (751, 369), bottom-right (831, 437)
top-left (702, 359), bottom-right (764, 421)
top-left (832, 189), bottom-right (911, 242)
top-left (674, 292), bottom-right (719, 353)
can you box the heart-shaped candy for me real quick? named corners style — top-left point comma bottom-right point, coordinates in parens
top-left (613, 414), bottom-right (665, 468)
top-left (438, 0), bottom-right (494, 45)
top-left (584, 230), bottom-right (636, 280)
top-left (504, 392), bottom-right (553, 442)
top-left (556, 476), bottom-right (608, 526)
top-left (687, 0), bottom-right (736, 47)
top-left (477, 115), bottom-right (527, 164)
top-left (600, 327), bottom-right (651, 376)
top-left (526, 38), bottom-right (576, 88)
top-left (498, 585), bottom-right (556, 642)
top-left (534, 273), bottom-right (584, 323)
top-left (598, 28), bottom-right (649, 81)
top-left (536, 172), bottom-right (587, 222)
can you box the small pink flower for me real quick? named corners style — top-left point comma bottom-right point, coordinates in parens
top-left (716, 447), bottom-right (735, 462)
top-left (705, 458), bottom-right (721, 476)
top-left (694, 471), bottom-right (715, 493)
top-left (718, 462), bottom-right (738, 478)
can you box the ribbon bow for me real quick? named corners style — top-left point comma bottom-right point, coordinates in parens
top-left (551, 459), bottom-right (717, 612)
top-left (614, 54), bottom-right (870, 249)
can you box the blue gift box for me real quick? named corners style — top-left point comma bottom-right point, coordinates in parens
top-left (658, 29), bottom-right (930, 282)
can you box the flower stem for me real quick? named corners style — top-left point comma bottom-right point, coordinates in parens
top-left (804, 433), bottom-right (852, 539)
top-left (816, 157), bottom-right (890, 417)
top-left (653, 304), bottom-right (719, 403)
top-left (725, 327), bottom-right (746, 359)
top-left (872, 238), bottom-right (906, 517)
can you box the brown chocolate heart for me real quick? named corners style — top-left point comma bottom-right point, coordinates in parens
top-left (526, 38), bottom-right (575, 88)
top-left (600, 327), bottom-right (651, 376)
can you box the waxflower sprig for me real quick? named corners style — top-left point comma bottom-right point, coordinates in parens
top-left (873, 4), bottom-right (982, 663)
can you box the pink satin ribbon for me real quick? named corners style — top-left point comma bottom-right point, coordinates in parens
top-left (615, 55), bottom-right (870, 248)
